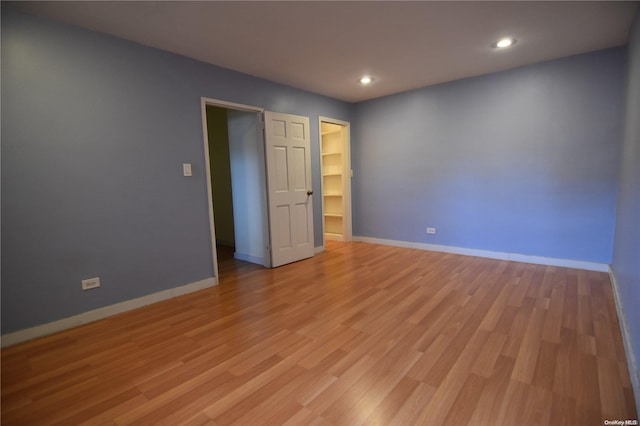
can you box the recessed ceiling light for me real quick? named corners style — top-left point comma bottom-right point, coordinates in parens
top-left (493, 38), bottom-right (516, 49)
top-left (359, 76), bottom-right (372, 85)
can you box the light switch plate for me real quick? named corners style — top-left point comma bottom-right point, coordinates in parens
top-left (183, 163), bottom-right (192, 177)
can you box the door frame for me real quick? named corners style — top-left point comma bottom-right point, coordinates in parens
top-left (318, 116), bottom-right (352, 245)
top-left (200, 97), bottom-right (268, 283)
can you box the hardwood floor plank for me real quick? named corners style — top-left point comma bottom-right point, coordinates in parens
top-left (361, 376), bottom-right (421, 425)
top-left (576, 353), bottom-right (603, 424)
top-left (496, 379), bottom-right (534, 425)
top-left (415, 329), bottom-right (491, 425)
top-left (549, 394), bottom-right (578, 426)
top-left (471, 331), bottom-right (508, 378)
top-left (553, 328), bottom-right (582, 399)
top-left (213, 365), bottom-right (305, 425)
top-left (321, 349), bottom-right (421, 425)
top-left (531, 340), bottom-right (559, 390)
top-left (304, 354), bottom-right (377, 414)
top-left (511, 306), bottom-right (547, 383)
top-left (280, 407), bottom-right (318, 426)
top-left (598, 356), bottom-right (628, 420)
top-left (467, 355), bottom-right (516, 425)
top-left (1, 241), bottom-right (636, 425)
top-left (388, 381), bottom-right (438, 425)
top-left (442, 373), bottom-right (486, 425)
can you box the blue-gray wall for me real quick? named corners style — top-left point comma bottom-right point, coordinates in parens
top-left (352, 48), bottom-right (625, 264)
top-left (612, 11), bottom-right (640, 403)
top-left (1, 9), bottom-right (351, 334)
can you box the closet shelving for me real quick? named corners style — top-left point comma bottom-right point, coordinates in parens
top-left (321, 124), bottom-right (345, 241)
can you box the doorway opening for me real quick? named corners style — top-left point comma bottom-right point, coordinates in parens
top-left (319, 117), bottom-right (352, 246)
top-left (201, 98), bottom-right (270, 283)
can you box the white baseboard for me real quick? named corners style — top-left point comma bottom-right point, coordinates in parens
top-left (0, 277), bottom-right (217, 348)
top-left (608, 266), bottom-right (640, 414)
top-left (234, 252), bottom-right (263, 265)
top-left (314, 245), bottom-right (325, 254)
top-left (352, 236), bottom-right (609, 272)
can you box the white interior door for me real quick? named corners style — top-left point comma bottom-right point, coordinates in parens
top-left (264, 111), bottom-right (314, 267)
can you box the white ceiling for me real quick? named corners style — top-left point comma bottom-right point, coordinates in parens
top-left (8, 1), bottom-right (639, 102)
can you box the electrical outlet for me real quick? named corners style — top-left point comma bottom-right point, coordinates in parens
top-left (426, 227), bottom-right (436, 234)
top-left (82, 277), bottom-right (100, 290)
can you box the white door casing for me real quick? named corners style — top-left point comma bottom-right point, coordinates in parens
top-left (264, 111), bottom-right (314, 267)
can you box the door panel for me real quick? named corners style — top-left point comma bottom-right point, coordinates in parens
top-left (295, 203), bottom-right (311, 244)
top-left (274, 147), bottom-right (289, 191)
top-left (276, 205), bottom-right (292, 248)
top-left (292, 147), bottom-right (307, 190)
top-left (291, 122), bottom-right (305, 140)
top-left (264, 111), bottom-right (314, 267)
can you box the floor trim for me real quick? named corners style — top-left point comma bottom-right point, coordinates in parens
top-left (233, 252), bottom-right (264, 265)
top-left (609, 266), bottom-right (640, 415)
top-left (353, 236), bottom-right (609, 272)
top-left (1, 277), bottom-right (217, 348)
top-left (314, 245), bottom-right (325, 254)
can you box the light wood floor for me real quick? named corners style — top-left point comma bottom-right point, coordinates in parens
top-left (2, 241), bottom-right (637, 425)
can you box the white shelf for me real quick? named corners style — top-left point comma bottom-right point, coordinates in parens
top-left (324, 192), bottom-right (342, 197)
top-left (323, 172), bottom-right (342, 177)
top-left (322, 152), bottom-right (341, 157)
top-left (322, 129), bottom-right (341, 136)
top-left (324, 213), bottom-right (343, 218)
top-left (325, 232), bottom-right (343, 241)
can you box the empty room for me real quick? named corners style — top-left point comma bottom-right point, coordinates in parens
top-left (1, 1), bottom-right (639, 425)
